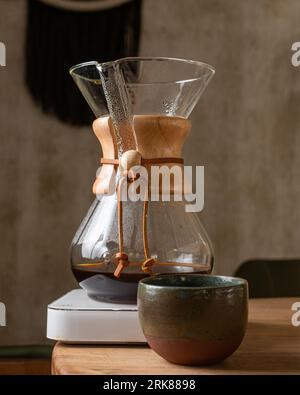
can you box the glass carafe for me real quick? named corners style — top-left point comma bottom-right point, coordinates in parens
top-left (70, 57), bottom-right (215, 303)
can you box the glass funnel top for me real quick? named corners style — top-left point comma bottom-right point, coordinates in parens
top-left (70, 57), bottom-right (215, 119)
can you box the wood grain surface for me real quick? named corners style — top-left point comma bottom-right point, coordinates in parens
top-left (52, 298), bottom-right (300, 375)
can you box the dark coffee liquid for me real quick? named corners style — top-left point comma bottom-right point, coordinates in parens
top-left (72, 265), bottom-right (210, 304)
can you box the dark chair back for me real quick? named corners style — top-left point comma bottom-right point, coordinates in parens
top-left (234, 259), bottom-right (300, 298)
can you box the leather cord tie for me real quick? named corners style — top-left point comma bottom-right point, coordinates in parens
top-left (141, 258), bottom-right (155, 276)
top-left (112, 154), bottom-right (184, 278)
top-left (114, 252), bottom-right (129, 278)
top-left (101, 157), bottom-right (184, 165)
top-left (141, 190), bottom-right (155, 276)
top-left (114, 176), bottom-right (128, 278)
top-left (114, 176), bottom-right (156, 278)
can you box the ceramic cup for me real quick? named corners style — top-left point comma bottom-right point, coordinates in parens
top-left (138, 274), bottom-right (248, 366)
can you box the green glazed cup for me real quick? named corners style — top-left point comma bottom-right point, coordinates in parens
top-left (138, 274), bottom-right (248, 366)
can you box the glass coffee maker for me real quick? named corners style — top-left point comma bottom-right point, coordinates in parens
top-left (70, 57), bottom-right (215, 303)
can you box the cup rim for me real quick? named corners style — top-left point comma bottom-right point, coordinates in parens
top-left (139, 274), bottom-right (247, 290)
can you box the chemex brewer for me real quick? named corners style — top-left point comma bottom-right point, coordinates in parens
top-left (69, 57), bottom-right (215, 303)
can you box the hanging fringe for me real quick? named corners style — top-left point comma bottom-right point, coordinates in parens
top-left (25, 0), bottom-right (142, 126)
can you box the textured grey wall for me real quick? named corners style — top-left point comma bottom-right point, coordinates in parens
top-left (0, 0), bottom-right (300, 344)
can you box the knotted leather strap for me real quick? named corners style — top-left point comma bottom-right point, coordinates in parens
top-left (101, 157), bottom-right (184, 165)
top-left (113, 176), bottom-right (156, 278)
top-left (112, 156), bottom-right (184, 278)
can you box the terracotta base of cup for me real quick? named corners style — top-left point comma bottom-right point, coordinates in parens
top-left (146, 335), bottom-right (244, 366)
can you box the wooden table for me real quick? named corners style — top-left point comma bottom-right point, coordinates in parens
top-left (52, 298), bottom-right (300, 375)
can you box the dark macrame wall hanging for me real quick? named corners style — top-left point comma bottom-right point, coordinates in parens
top-left (25, 0), bottom-right (142, 126)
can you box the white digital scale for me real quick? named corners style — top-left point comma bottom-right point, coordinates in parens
top-left (47, 289), bottom-right (146, 344)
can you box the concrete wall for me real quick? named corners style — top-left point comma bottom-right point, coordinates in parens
top-left (0, 0), bottom-right (300, 344)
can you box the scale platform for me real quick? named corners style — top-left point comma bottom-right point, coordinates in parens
top-left (47, 289), bottom-right (146, 344)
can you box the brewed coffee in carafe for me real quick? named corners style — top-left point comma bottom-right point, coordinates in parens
top-left (70, 57), bottom-right (215, 303)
